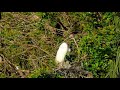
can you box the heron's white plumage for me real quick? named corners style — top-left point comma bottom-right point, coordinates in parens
top-left (55, 42), bottom-right (68, 64)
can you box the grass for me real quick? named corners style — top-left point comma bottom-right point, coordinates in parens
top-left (105, 47), bottom-right (120, 78)
top-left (0, 12), bottom-right (120, 78)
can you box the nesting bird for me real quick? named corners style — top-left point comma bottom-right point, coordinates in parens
top-left (55, 42), bottom-right (70, 68)
top-left (55, 42), bottom-right (93, 78)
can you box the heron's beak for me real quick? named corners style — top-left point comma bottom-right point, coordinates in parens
top-left (68, 48), bottom-right (71, 52)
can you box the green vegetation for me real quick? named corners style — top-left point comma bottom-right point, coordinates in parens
top-left (0, 12), bottom-right (120, 78)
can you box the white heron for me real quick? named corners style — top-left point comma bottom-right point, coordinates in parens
top-left (55, 42), bottom-right (71, 68)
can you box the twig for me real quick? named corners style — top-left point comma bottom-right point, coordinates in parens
top-left (69, 34), bottom-right (80, 60)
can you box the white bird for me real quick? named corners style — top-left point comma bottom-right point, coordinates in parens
top-left (55, 42), bottom-right (70, 68)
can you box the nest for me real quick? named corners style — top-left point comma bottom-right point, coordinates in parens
top-left (55, 61), bottom-right (93, 78)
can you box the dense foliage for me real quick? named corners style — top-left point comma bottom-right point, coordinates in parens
top-left (0, 12), bottom-right (120, 78)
